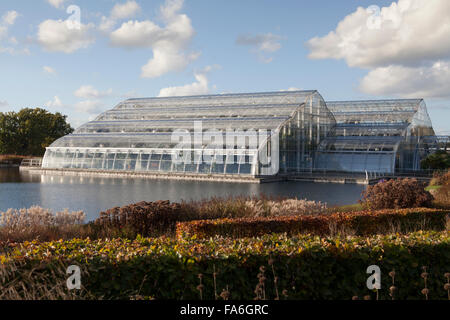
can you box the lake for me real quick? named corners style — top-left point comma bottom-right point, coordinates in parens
top-left (0, 168), bottom-right (365, 221)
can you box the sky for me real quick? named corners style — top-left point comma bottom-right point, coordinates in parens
top-left (0, 0), bottom-right (449, 134)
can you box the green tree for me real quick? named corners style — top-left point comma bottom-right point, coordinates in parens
top-left (0, 108), bottom-right (73, 156)
top-left (421, 151), bottom-right (450, 170)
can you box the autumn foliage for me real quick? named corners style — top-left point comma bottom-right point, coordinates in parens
top-left (176, 208), bottom-right (449, 239)
top-left (361, 178), bottom-right (433, 210)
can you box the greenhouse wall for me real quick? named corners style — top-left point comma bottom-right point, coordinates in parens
top-left (42, 94), bottom-right (437, 178)
top-left (316, 99), bottom-right (437, 173)
top-left (43, 91), bottom-right (335, 178)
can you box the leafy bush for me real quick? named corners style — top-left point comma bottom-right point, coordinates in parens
top-left (1, 231), bottom-right (449, 300)
top-left (176, 208), bottom-right (449, 239)
top-left (361, 178), bottom-right (433, 209)
top-left (0, 206), bottom-right (86, 242)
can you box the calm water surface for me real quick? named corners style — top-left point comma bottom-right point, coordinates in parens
top-left (0, 168), bottom-right (365, 221)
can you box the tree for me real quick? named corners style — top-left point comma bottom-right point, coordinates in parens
top-left (420, 151), bottom-right (450, 170)
top-left (0, 108), bottom-right (74, 156)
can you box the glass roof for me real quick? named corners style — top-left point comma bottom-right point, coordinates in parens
top-left (116, 91), bottom-right (318, 109)
top-left (51, 90), bottom-right (327, 150)
top-left (326, 99), bottom-right (435, 137)
top-left (327, 99), bottom-right (426, 123)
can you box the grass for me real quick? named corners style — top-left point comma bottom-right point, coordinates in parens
top-left (327, 203), bottom-right (364, 213)
top-left (426, 185), bottom-right (442, 191)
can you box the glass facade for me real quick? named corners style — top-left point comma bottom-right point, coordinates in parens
top-left (43, 91), bottom-right (335, 177)
top-left (43, 95), bottom-right (437, 177)
top-left (315, 99), bottom-right (436, 173)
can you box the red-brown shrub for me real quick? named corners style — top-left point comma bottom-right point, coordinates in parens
top-left (361, 178), bottom-right (433, 210)
top-left (95, 200), bottom-right (186, 237)
top-left (176, 208), bottom-right (449, 239)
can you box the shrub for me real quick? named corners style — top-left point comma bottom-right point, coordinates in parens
top-left (176, 208), bottom-right (450, 239)
top-left (430, 170), bottom-right (450, 187)
top-left (429, 171), bottom-right (450, 208)
top-left (93, 196), bottom-right (328, 238)
top-left (94, 200), bottom-right (186, 238)
top-left (361, 178), bottom-right (433, 210)
top-left (244, 198), bottom-right (327, 217)
top-left (0, 206), bottom-right (86, 242)
top-left (1, 231), bottom-right (449, 300)
top-left (434, 184), bottom-right (450, 207)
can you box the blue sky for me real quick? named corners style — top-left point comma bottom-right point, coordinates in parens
top-left (0, 0), bottom-right (449, 134)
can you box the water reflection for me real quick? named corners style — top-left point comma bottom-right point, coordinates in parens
top-left (0, 168), bottom-right (365, 221)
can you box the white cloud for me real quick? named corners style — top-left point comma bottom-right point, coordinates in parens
top-left (110, 20), bottom-right (164, 48)
top-left (110, 0), bottom-right (199, 78)
top-left (45, 96), bottom-right (64, 108)
top-left (307, 0), bottom-right (450, 99)
top-left (280, 87), bottom-right (302, 92)
top-left (1, 11), bottom-right (19, 40)
top-left (0, 10), bottom-right (28, 55)
top-left (99, 1), bottom-right (141, 32)
top-left (236, 33), bottom-right (284, 63)
top-left (141, 48), bottom-right (200, 78)
top-left (74, 85), bottom-right (113, 99)
top-left (307, 0), bottom-right (450, 68)
top-left (75, 100), bottom-right (105, 114)
top-left (43, 66), bottom-right (57, 75)
top-left (360, 61), bottom-right (450, 98)
top-left (111, 1), bottom-right (141, 20)
top-left (0, 100), bottom-right (8, 108)
top-left (158, 73), bottom-right (209, 97)
top-left (37, 19), bottom-right (95, 53)
top-left (158, 66), bottom-right (219, 97)
top-left (46, 0), bottom-right (67, 9)
top-left (2, 11), bottom-right (19, 25)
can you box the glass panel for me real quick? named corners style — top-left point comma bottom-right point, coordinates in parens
top-left (198, 162), bottom-right (211, 174)
top-left (160, 161), bottom-right (172, 172)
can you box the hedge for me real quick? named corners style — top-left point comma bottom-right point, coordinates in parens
top-left (1, 231), bottom-right (449, 300)
top-left (176, 208), bottom-right (450, 240)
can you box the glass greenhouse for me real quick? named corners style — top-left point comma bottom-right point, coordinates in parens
top-left (315, 99), bottom-right (436, 173)
top-left (42, 91), bottom-right (336, 177)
